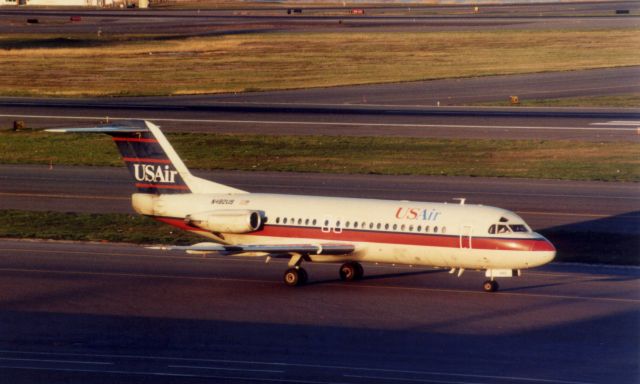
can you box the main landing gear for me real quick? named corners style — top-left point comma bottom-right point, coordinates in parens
top-left (339, 261), bottom-right (364, 282)
top-left (283, 267), bottom-right (308, 287)
top-left (282, 261), bottom-right (365, 287)
top-left (483, 280), bottom-right (500, 293)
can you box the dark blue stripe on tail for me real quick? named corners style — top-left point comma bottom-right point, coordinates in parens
top-left (107, 126), bottom-right (191, 194)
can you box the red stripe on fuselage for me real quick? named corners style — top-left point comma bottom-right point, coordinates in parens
top-left (123, 157), bottom-right (171, 164)
top-left (154, 217), bottom-right (553, 252)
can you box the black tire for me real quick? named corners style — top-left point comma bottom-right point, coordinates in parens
top-left (339, 262), bottom-right (357, 282)
top-left (353, 262), bottom-right (364, 280)
top-left (284, 268), bottom-right (303, 286)
top-left (483, 280), bottom-right (499, 292)
top-left (298, 268), bottom-right (309, 285)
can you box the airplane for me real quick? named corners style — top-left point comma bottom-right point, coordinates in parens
top-left (47, 120), bottom-right (556, 292)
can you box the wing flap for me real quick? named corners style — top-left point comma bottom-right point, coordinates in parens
top-left (150, 242), bottom-right (355, 256)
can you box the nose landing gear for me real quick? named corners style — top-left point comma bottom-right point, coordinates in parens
top-left (483, 280), bottom-right (499, 292)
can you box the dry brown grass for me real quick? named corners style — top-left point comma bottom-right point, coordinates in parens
top-left (1, 29), bottom-right (638, 97)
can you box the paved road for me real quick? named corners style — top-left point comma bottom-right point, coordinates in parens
top-left (0, 239), bottom-right (638, 384)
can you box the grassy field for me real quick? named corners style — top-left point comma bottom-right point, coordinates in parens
top-left (0, 29), bottom-right (638, 97)
top-left (1, 131), bottom-right (638, 181)
top-left (0, 210), bottom-right (634, 265)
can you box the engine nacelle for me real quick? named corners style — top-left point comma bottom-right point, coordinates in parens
top-left (186, 210), bottom-right (262, 234)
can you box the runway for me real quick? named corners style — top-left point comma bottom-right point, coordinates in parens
top-left (0, 239), bottom-right (638, 383)
top-left (1, 78), bottom-right (639, 142)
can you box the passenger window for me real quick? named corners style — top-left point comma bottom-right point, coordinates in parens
top-left (377, 223), bottom-right (382, 230)
top-left (441, 227), bottom-right (446, 234)
top-left (369, 223), bottom-right (374, 229)
top-left (345, 221), bottom-right (350, 228)
top-left (425, 226), bottom-right (430, 233)
top-left (392, 224), bottom-right (397, 230)
top-left (417, 225), bottom-right (421, 232)
top-left (353, 222), bottom-right (359, 229)
top-left (324, 219), bottom-right (329, 226)
top-left (313, 219), bottom-right (317, 225)
top-left (401, 224), bottom-right (406, 231)
top-left (361, 222), bottom-right (366, 228)
top-left (276, 217), bottom-right (280, 224)
top-left (283, 218), bottom-right (288, 224)
top-left (305, 219), bottom-right (309, 225)
top-left (385, 223), bottom-right (389, 230)
top-left (336, 221), bottom-right (341, 227)
top-left (297, 218), bottom-right (302, 225)
top-left (409, 225), bottom-right (414, 232)
top-left (434, 226), bottom-right (438, 233)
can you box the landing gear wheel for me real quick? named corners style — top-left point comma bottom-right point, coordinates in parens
top-left (339, 262), bottom-right (362, 282)
top-left (298, 268), bottom-right (308, 285)
top-left (483, 280), bottom-right (499, 293)
top-left (284, 267), bottom-right (307, 287)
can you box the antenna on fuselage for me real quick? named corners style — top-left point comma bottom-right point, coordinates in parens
top-left (453, 198), bottom-right (466, 205)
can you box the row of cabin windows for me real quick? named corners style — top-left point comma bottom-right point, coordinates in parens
top-left (272, 216), bottom-right (446, 234)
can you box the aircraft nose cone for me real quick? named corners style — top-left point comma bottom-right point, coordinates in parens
top-left (531, 237), bottom-right (556, 265)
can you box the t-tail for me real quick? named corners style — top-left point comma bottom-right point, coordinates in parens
top-left (46, 120), bottom-right (245, 195)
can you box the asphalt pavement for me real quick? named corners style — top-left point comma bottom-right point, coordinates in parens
top-left (0, 239), bottom-right (638, 384)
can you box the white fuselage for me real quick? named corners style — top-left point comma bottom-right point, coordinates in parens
top-left (133, 192), bottom-right (556, 271)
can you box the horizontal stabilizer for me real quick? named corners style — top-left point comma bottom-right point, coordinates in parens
top-left (46, 126), bottom-right (148, 134)
top-left (150, 242), bottom-right (355, 256)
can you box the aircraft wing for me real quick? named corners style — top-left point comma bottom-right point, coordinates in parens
top-left (150, 242), bottom-right (355, 256)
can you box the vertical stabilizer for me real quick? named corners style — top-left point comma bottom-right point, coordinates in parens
top-left (46, 120), bottom-right (247, 195)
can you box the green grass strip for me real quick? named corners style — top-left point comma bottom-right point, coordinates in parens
top-left (0, 210), bottom-right (200, 244)
top-left (1, 131), bottom-right (638, 181)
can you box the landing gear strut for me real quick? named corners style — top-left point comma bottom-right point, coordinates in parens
top-left (339, 262), bottom-right (364, 282)
top-left (483, 280), bottom-right (499, 293)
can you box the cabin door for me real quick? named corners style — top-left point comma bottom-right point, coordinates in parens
top-left (460, 226), bottom-right (473, 249)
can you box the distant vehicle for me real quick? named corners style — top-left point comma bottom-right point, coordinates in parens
top-left (48, 121), bottom-right (555, 292)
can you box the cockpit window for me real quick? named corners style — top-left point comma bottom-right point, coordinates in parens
top-left (489, 224), bottom-right (511, 234)
top-left (509, 224), bottom-right (529, 233)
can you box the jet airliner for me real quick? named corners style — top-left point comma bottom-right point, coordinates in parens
top-left (48, 120), bottom-right (555, 292)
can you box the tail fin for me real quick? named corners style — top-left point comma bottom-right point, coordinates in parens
top-left (47, 120), bottom-right (246, 195)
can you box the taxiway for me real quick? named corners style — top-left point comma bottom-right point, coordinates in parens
top-left (0, 239), bottom-right (638, 384)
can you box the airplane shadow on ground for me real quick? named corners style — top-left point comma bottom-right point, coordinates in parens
top-left (538, 210), bottom-right (639, 267)
top-left (306, 269), bottom-right (444, 286)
